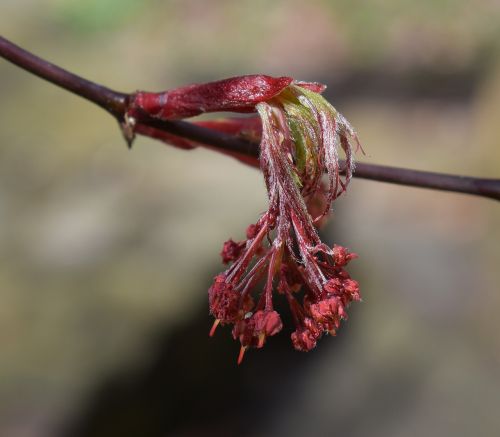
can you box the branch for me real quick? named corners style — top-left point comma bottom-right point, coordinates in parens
top-left (0, 36), bottom-right (127, 117)
top-left (1, 35), bottom-right (499, 201)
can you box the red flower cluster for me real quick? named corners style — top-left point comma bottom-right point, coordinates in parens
top-left (210, 212), bottom-right (360, 363)
top-left (289, 245), bottom-right (360, 351)
top-left (126, 75), bottom-right (362, 364)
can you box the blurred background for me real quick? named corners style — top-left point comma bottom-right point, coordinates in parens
top-left (1, 1), bottom-right (500, 436)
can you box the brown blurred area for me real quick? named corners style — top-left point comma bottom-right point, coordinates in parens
top-left (1, 1), bottom-right (500, 436)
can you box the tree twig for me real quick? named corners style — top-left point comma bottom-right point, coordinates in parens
top-left (1, 35), bottom-right (499, 201)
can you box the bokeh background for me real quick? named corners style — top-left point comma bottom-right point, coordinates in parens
top-left (1, 1), bottom-right (500, 436)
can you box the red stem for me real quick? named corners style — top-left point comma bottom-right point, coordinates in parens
top-left (1, 36), bottom-right (499, 202)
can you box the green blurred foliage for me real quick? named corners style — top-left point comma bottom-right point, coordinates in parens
top-left (49, 0), bottom-right (148, 33)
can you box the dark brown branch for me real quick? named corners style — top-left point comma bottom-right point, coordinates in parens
top-left (1, 35), bottom-right (499, 201)
top-left (0, 36), bottom-right (127, 117)
top-left (352, 162), bottom-right (500, 200)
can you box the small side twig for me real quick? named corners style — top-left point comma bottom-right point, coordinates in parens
top-left (1, 35), bottom-right (499, 201)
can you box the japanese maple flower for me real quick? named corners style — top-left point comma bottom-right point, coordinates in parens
top-left (126, 75), bottom-right (362, 364)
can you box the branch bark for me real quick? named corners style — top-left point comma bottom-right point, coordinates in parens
top-left (1, 35), bottom-right (499, 201)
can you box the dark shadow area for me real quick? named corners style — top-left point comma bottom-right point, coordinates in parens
top-left (60, 276), bottom-right (335, 437)
top-left (60, 284), bottom-right (427, 437)
top-left (320, 64), bottom-right (487, 105)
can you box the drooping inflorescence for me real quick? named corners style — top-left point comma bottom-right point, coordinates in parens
top-left (126, 75), bottom-right (362, 364)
